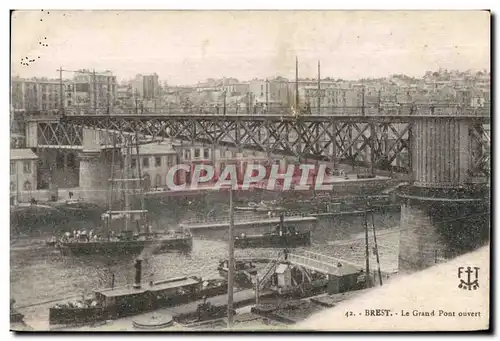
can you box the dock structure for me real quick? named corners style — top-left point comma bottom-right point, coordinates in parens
top-left (179, 212), bottom-right (317, 230)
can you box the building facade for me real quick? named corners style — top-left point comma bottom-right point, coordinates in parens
top-left (10, 149), bottom-right (39, 204)
top-left (129, 142), bottom-right (179, 190)
top-left (11, 77), bottom-right (68, 114)
top-left (72, 70), bottom-right (117, 114)
top-left (249, 78), bottom-right (290, 105)
top-left (131, 74), bottom-right (160, 100)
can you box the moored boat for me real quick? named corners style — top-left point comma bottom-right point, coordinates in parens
top-left (49, 259), bottom-right (227, 326)
top-left (217, 259), bottom-right (258, 287)
top-left (57, 229), bottom-right (193, 256)
top-left (234, 214), bottom-right (311, 249)
top-left (55, 140), bottom-right (193, 256)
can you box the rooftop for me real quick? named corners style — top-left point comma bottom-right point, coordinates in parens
top-left (95, 277), bottom-right (200, 298)
top-left (10, 149), bottom-right (38, 161)
top-left (133, 142), bottom-right (177, 156)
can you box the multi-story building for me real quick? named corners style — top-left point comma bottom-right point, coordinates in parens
top-left (297, 86), bottom-right (366, 110)
top-left (11, 77), bottom-right (69, 114)
top-left (10, 149), bottom-right (39, 204)
top-left (129, 142), bottom-right (179, 190)
top-left (221, 83), bottom-right (250, 95)
top-left (249, 78), bottom-right (290, 105)
top-left (131, 73), bottom-right (160, 100)
top-left (72, 70), bottom-right (117, 113)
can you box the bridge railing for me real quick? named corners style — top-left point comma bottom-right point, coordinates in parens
top-left (181, 210), bottom-right (313, 226)
top-left (55, 103), bottom-right (490, 118)
top-left (288, 253), bottom-right (342, 275)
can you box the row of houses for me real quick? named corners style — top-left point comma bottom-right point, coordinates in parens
top-left (11, 71), bottom-right (118, 114)
top-left (10, 141), bottom-right (274, 204)
top-left (11, 71), bottom-right (491, 115)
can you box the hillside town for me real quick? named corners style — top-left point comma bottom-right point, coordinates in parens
top-left (11, 68), bottom-right (491, 118)
top-left (10, 10), bottom-right (490, 333)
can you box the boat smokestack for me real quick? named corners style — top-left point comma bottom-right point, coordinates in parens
top-left (133, 259), bottom-right (142, 289)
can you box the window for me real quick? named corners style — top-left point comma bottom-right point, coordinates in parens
top-left (185, 150), bottom-right (191, 160)
top-left (131, 158), bottom-right (137, 168)
top-left (10, 182), bottom-right (15, 192)
top-left (23, 181), bottom-right (32, 191)
top-left (67, 153), bottom-right (76, 168)
top-left (23, 161), bottom-right (31, 174)
top-left (155, 174), bottom-right (162, 187)
top-left (167, 156), bottom-right (174, 167)
top-left (143, 173), bottom-right (151, 190)
top-left (194, 148), bottom-right (200, 158)
top-left (10, 162), bottom-right (15, 175)
top-left (155, 157), bottom-right (161, 167)
top-left (143, 157), bottom-right (149, 168)
top-left (203, 148), bottom-right (209, 159)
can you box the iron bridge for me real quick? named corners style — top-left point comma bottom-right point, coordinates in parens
top-left (25, 105), bottom-right (490, 175)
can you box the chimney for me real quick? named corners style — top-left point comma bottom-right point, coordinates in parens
top-left (133, 259), bottom-right (142, 289)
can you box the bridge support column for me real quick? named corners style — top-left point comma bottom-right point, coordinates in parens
top-left (398, 119), bottom-right (489, 272)
top-left (78, 151), bottom-right (109, 204)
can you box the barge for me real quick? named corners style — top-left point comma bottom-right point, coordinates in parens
top-left (54, 139), bottom-right (193, 256)
top-left (234, 214), bottom-right (311, 249)
top-left (57, 230), bottom-right (193, 256)
top-left (49, 259), bottom-right (226, 326)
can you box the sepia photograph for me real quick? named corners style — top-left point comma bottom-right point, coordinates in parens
top-left (9, 9), bottom-right (491, 332)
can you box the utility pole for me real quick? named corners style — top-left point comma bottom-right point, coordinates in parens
top-left (362, 85), bottom-right (366, 115)
top-left (378, 89), bottom-right (382, 113)
top-left (223, 90), bottom-right (227, 116)
top-left (371, 211), bottom-right (383, 286)
top-left (317, 60), bottom-right (321, 115)
top-left (364, 207), bottom-right (371, 289)
top-left (92, 69), bottom-right (97, 114)
top-left (227, 187), bottom-right (235, 328)
top-left (135, 89), bottom-right (139, 115)
top-left (266, 79), bottom-right (269, 112)
top-left (107, 76), bottom-right (111, 115)
top-left (295, 56), bottom-right (299, 110)
top-left (58, 67), bottom-right (63, 114)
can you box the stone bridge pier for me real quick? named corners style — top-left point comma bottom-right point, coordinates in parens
top-left (398, 118), bottom-right (489, 272)
top-left (78, 128), bottom-right (121, 204)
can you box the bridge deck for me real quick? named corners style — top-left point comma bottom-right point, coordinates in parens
top-left (180, 215), bottom-right (317, 230)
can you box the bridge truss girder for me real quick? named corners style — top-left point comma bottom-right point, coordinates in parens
top-left (33, 115), bottom-right (490, 177)
top-left (58, 116), bottom-right (412, 173)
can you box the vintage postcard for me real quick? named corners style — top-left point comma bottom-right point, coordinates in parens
top-left (9, 10), bottom-right (491, 332)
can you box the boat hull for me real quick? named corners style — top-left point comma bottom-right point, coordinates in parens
top-left (58, 236), bottom-right (193, 256)
top-left (234, 231), bottom-right (311, 249)
top-left (49, 280), bottom-right (227, 326)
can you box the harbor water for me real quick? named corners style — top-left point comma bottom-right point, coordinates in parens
top-left (11, 198), bottom-right (401, 327)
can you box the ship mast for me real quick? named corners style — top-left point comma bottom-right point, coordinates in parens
top-left (134, 131), bottom-right (146, 230)
top-left (106, 134), bottom-right (117, 240)
top-left (124, 140), bottom-right (131, 232)
top-left (227, 187), bottom-right (235, 328)
top-left (107, 136), bottom-right (148, 235)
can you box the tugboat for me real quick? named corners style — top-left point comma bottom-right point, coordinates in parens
top-left (234, 213), bottom-right (311, 249)
top-left (49, 259), bottom-right (227, 326)
top-left (217, 259), bottom-right (258, 288)
top-left (56, 140), bottom-right (193, 256)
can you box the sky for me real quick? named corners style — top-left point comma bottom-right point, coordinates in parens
top-left (11, 10), bottom-right (491, 85)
